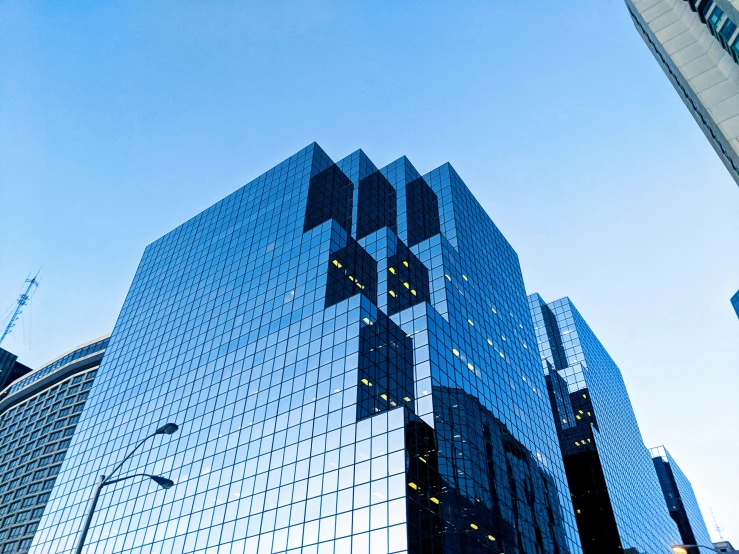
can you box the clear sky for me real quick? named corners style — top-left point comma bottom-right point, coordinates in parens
top-left (1, 0), bottom-right (737, 544)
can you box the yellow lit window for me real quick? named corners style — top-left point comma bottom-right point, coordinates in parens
top-left (576, 415), bottom-right (581, 420)
top-left (445, 274), bottom-right (451, 281)
top-left (411, 289), bottom-right (417, 296)
top-left (403, 282), bottom-right (410, 289)
top-left (381, 394), bottom-right (388, 400)
top-left (419, 456), bottom-right (427, 463)
top-left (452, 349), bottom-right (459, 356)
top-left (470, 523), bottom-right (478, 530)
top-left (487, 339), bottom-right (493, 346)
top-left (487, 535), bottom-right (496, 541)
top-left (462, 275), bottom-right (468, 281)
top-left (389, 290), bottom-right (396, 297)
top-left (403, 260), bottom-right (409, 267)
top-left (408, 482), bottom-right (418, 490)
top-left (467, 363), bottom-right (474, 370)
top-left (430, 497), bottom-right (440, 504)
top-left (404, 396), bottom-right (411, 402)
top-left (361, 379), bottom-right (369, 385)
top-left (363, 317), bottom-right (370, 324)
top-left (467, 319), bottom-right (474, 326)
top-left (389, 267), bottom-right (396, 274)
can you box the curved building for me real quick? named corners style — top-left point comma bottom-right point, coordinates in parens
top-left (0, 336), bottom-right (109, 554)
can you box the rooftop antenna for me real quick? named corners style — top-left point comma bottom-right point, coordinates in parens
top-left (711, 508), bottom-right (724, 540)
top-left (0, 272), bottom-right (40, 346)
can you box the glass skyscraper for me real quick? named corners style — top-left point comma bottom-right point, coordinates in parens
top-left (625, 0), bottom-right (739, 187)
top-left (30, 143), bottom-right (582, 553)
top-left (528, 294), bottom-right (681, 553)
top-left (650, 446), bottom-right (712, 554)
top-left (0, 336), bottom-right (109, 554)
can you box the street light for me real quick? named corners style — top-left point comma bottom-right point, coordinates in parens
top-left (672, 546), bottom-right (720, 553)
top-left (73, 422), bottom-right (179, 554)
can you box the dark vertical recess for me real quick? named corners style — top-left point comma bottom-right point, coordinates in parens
top-left (304, 164), bottom-right (354, 234)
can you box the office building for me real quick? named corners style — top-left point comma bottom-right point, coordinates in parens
top-left (0, 347), bottom-right (32, 394)
top-left (715, 541), bottom-right (738, 552)
top-left (0, 336), bottom-right (109, 554)
top-left (528, 294), bottom-right (681, 553)
top-left (651, 446), bottom-right (712, 554)
top-left (29, 143), bottom-right (583, 553)
top-left (625, 0), bottom-right (739, 187)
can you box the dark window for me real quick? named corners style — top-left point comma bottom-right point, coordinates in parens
top-left (325, 238), bottom-right (377, 308)
top-left (356, 311), bottom-right (414, 421)
top-left (357, 171), bottom-right (397, 240)
top-left (303, 165), bottom-right (354, 234)
top-left (405, 177), bottom-right (441, 247)
top-left (387, 240), bottom-right (430, 316)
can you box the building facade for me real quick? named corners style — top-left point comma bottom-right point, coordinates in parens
top-left (0, 347), bottom-right (32, 393)
top-left (650, 446), bottom-right (712, 554)
top-left (528, 294), bottom-right (681, 553)
top-left (0, 336), bottom-right (109, 554)
top-left (30, 143), bottom-right (583, 553)
top-left (625, 0), bottom-right (739, 187)
top-left (715, 541), bottom-right (738, 552)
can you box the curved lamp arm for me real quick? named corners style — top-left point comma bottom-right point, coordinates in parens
top-left (103, 423), bottom-right (178, 485)
top-left (74, 423), bottom-right (178, 554)
top-left (105, 473), bottom-right (174, 489)
top-left (672, 546), bottom-right (720, 553)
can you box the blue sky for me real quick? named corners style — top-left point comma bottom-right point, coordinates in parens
top-left (1, 0), bottom-right (737, 543)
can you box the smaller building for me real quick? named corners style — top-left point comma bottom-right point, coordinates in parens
top-left (650, 446), bottom-right (713, 554)
top-left (0, 347), bottom-right (32, 394)
top-left (0, 336), bottom-right (109, 554)
top-left (715, 541), bottom-right (738, 552)
top-left (528, 294), bottom-right (681, 553)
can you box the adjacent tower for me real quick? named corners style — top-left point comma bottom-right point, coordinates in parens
top-left (30, 144), bottom-right (582, 553)
top-left (651, 446), bottom-right (713, 554)
top-left (528, 294), bottom-right (681, 553)
top-left (0, 337), bottom-right (109, 554)
top-left (625, 0), bottom-right (739, 187)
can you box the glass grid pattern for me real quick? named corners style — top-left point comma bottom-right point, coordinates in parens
top-left (0, 347), bottom-right (101, 554)
top-left (30, 143), bottom-right (581, 554)
top-left (529, 294), bottom-right (681, 553)
top-left (7, 339), bottom-right (109, 396)
top-left (650, 446), bottom-right (712, 553)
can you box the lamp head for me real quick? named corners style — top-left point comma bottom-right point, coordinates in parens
top-left (671, 547), bottom-right (688, 554)
top-left (155, 423), bottom-right (179, 435)
top-left (150, 476), bottom-right (175, 490)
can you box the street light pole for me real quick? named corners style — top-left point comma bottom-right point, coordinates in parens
top-left (672, 545), bottom-right (721, 553)
top-left (73, 423), bottom-right (179, 554)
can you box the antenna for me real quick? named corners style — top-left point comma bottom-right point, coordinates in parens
top-left (711, 508), bottom-right (724, 540)
top-left (0, 272), bottom-right (40, 346)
